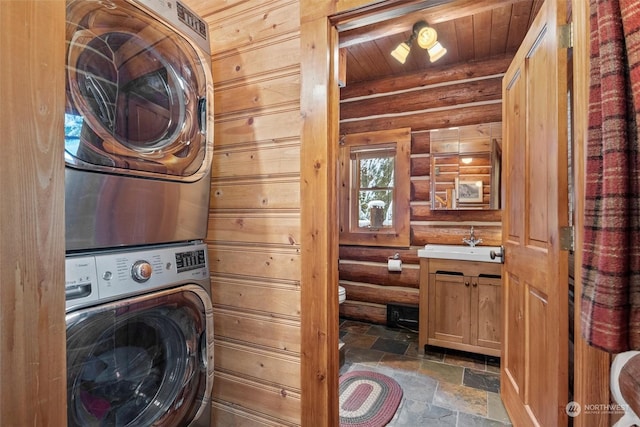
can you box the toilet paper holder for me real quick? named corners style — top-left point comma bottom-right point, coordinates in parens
top-left (387, 253), bottom-right (402, 272)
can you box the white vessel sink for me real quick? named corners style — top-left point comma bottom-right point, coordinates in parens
top-left (417, 244), bottom-right (501, 263)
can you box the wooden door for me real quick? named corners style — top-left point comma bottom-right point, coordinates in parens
top-left (501, 0), bottom-right (569, 425)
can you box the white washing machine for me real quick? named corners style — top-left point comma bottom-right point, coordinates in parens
top-left (65, 242), bottom-right (214, 427)
top-left (64, 0), bottom-right (214, 252)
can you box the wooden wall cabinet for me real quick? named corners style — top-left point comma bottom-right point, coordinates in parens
top-left (418, 258), bottom-right (502, 357)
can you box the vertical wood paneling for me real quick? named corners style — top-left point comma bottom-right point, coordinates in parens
top-left (473, 11), bottom-right (493, 58)
top-left (455, 15), bottom-right (475, 61)
top-left (0, 1), bottom-right (66, 425)
top-left (490, 5), bottom-right (512, 55)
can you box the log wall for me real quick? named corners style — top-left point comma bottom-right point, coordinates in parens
top-left (339, 56), bottom-right (507, 324)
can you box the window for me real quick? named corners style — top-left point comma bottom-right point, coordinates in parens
top-left (339, 128), bottom-right (411, 247)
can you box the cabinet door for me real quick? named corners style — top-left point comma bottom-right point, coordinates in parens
top-left (429, 273), bottom-right (470, 345)
top-left (470, 276), bottom-right (501, 351)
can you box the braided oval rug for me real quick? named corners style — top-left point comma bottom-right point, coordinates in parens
top-left (339, 370), bottom-right (403, 427)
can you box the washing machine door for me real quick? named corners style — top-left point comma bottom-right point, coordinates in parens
top-left (64, 0), bottom-right (213, 182)
top-left (66, 285), bottom-right (214, 427)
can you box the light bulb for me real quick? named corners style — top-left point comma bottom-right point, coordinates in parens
top-left (416, 26), bottom-right (438, 49)
top-left (428, 42), bottom-right (447, 62)
top-left (391, 42), bottom-right (410, 64)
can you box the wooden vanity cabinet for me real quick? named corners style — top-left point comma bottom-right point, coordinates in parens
top-left (418, 258), bottom-right (502, 357)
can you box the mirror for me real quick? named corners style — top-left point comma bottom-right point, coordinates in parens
top-left (430, 122), bottom-right (502, 210)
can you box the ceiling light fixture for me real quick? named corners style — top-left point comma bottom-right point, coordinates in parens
top-left (390, 42), bottom-right (411, 64)
top-left (391, 21), bottom-right (447, 64)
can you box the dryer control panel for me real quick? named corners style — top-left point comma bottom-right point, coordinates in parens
top-left (65, 242), bottom-right (209, 311)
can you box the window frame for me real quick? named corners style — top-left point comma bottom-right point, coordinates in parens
top-left (350, 143), bottom-right (396, 231)
top-left (339, 128), bottom-right (411, 247)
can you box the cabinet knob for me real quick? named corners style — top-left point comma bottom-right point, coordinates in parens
top-left (473, 282), bottom-right (478, 287)
top-left (465, 281), bottom-right (470, 287)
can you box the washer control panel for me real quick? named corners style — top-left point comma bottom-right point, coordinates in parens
top-left (65, 242), bottom-right (209, 311)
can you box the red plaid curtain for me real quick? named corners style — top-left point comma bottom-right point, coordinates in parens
top-left (581, 0), bottom-right (640, 353)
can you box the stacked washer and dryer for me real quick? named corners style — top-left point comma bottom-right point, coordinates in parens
top-left (64, 0), bottom-right (215, 425)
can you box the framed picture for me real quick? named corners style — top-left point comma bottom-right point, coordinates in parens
top-left (456, 179), bottom-right (483, 203)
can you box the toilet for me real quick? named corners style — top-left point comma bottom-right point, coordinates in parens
top-left (611, 351), bottom-right (640, 426)
top-left (338, 285), bottom-right (346, 305)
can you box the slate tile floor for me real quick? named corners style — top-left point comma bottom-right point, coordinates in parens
top-left (339, 319), bottom-right (512, 426)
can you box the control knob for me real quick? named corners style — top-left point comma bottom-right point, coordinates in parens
top-left (131, 260), bottom-right (152, 283)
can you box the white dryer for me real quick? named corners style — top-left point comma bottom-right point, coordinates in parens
top-left (65, 242), bottom-right (214, 427)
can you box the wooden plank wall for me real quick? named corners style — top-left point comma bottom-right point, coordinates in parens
top-left (0, 1), bottom-right (67, 425)
top-left (187, 0), bottom-right (303, 425)
top-left (339, 56), bottom-right (508, 324)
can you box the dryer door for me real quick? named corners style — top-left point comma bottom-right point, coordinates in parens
top-left (65, 0), bottom-right (213, 182)
top-left (66, 285), bottom-right (214, 427)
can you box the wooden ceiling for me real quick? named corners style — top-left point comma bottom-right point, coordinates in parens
top-left (339, 0), bottom-right (544, 85)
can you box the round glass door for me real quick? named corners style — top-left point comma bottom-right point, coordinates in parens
top-left (65, 0), bottom-right (213, 181)
top-left (66, 287), bottom-right (212, 427)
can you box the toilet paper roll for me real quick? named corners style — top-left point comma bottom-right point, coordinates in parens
top-left (387, 259), bottom-right (402, 272)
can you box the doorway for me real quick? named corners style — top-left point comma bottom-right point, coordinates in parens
top-left (299, 1), bottom-right (600, 425)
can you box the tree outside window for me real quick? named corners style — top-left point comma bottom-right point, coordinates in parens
top-left (354, 149), bottom-right (394, 228)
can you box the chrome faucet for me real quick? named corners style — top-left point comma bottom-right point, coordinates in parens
top-left (462, 226), bottom-right (483, 247)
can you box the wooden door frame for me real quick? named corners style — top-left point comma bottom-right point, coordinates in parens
top-left (299, 7), bottom-right (340, 426)
top-left (299, 2), bottom-right (424, 424)
top-left (299, 1), bottom-right (611, 426)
